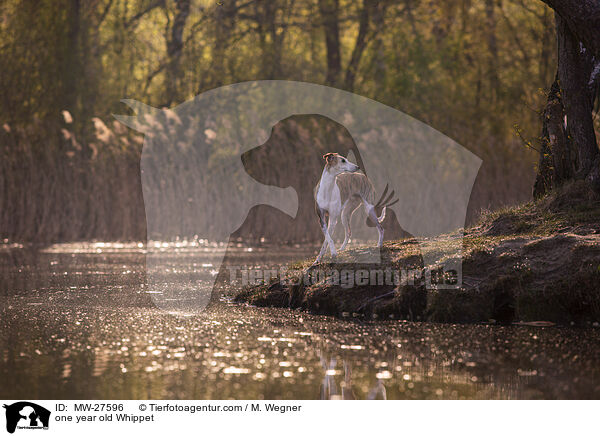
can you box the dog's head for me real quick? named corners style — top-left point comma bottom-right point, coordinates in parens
top-left (323, 152), bottom-right (360, 175)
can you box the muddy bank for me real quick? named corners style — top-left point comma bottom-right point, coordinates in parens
top-left (234, 182), bottom-right (600, 325)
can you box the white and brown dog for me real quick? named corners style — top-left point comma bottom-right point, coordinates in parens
top-left (314, 152), bottom-right (388, 264)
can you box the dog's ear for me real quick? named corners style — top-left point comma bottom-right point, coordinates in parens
top-left (323, 153), bottom-right (335, 163)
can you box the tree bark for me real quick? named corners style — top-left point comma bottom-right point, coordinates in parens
top-left (485, 0), bottom-right (500, 102)
top-left (63, 0), bottom-right (82, 117)
top-left (211, 1), bottom-right (237, 88)
top-left (344, 0), bottom-right (372, 92)
top-left (534, 1), bottom-right (600, 195)
top-left (533, 78), bottom-right (574, 198)
top-left (254, 0), bottom-right (287, 79)
top-left (319, 0), bottom-right (342, 86)
top-left (555, 13), bottom-right (598, 179)
top-left (539, 0), bottom-right (600, 58)
top-left (546, 79), bottom-right (574, 184)
top-left (371, 0), bottom-right (387, 100)
top-left (165, 0), bottom-right (191, 105)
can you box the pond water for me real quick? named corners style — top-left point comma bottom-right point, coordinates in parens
top-left (1, 242), bottom-right (599, 400)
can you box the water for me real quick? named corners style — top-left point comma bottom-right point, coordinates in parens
top-left (1, 242), bottom-right (599, 400)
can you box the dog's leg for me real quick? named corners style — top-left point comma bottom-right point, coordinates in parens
top-left (340, 200), bottom-right (359, 251)
top-left (326, 212), bottom-right (339, 259)
top-left (340, 201), bottom-right (351, 251)
top-left (315, 209), bottom-right (330, 264)
top-left (315, 236), bottom-right (329, 263)
top-left (376, 217), bottom-right (384, 247)
top-left (365, 201), bottom-right (384, 247)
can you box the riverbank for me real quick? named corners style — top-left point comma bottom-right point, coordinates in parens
top-left (234, 181), bottom-right (600, 325)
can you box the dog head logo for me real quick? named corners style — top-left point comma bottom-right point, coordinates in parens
top-left (115, 81), bottom-right (481, 313)
top-left (3, 402), bottom-right (50, 434)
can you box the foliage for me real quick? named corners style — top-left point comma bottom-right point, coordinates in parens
top-left (0, 0), bottom-right (563, 241)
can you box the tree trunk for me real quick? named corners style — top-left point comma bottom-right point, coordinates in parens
top-left (344, 0), bottom-right (372, 92)
top-left (255, 0), bottom-right (286, 79)
top-left (485, 0), bottom-right (499, 102)
top-left (533, 78), bottom-right (574, 198)
top-left (211, 1), bottom-right (236, 88)
top-left (165, 0), bottom-right (191, 105)
top-left (555, 13), bottom-right (598, 179)
top-left (534, 1), bottom-right (600, 195)
top-left (371, 0), bottom-right (387, 100)
top-left (540, 0), bottom-right (600, 58)
top-left (319, 0), bottom-right (342, 86)
top-left (63, 0), bottom-right (83, 120)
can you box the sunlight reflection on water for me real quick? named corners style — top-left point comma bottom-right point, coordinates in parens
top-left (0, 242), bottom-right (599, 399)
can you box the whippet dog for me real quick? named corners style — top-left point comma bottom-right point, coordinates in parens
top-left (314, 152), bottom-right (387, 264)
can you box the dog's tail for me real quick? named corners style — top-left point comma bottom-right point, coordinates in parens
top-left (366, 184), bottom-right (398, 227)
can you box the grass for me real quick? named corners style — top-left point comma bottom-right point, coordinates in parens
top-left (235, 181), bottom-right (600, 325)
